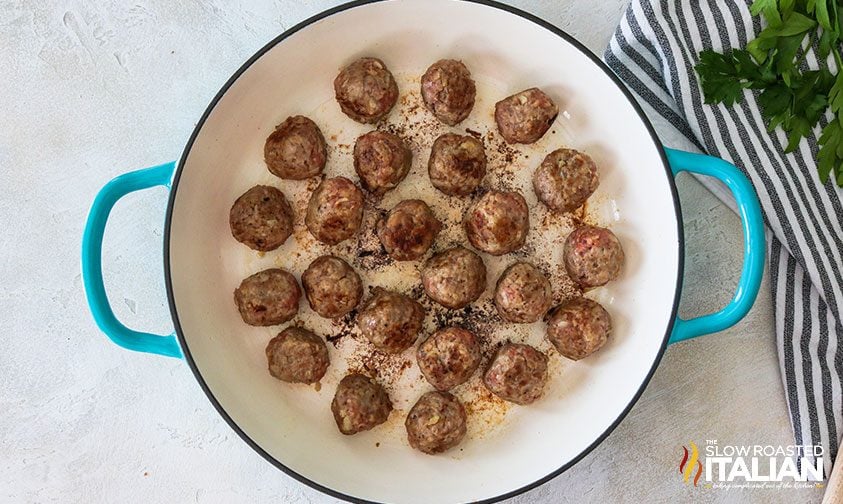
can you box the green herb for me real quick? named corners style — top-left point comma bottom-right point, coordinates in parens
top-left (695, 0), bottom-right (843, 186)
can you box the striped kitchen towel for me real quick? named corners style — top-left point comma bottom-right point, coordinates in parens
top-left (604, 0), bottom-right (843, 473)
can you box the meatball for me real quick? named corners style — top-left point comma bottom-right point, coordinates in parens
top-left (428, 133), bottom-right (486, 196)
top-left (464, 190), bottom-right (530, 256)
top-left (301, 255), bottom-right (363, 318)
top-left (405, 391), bottom-right (467, 454)
top-left (494, 88), bottom-right (558, 144)
top-left (357, 288), bottom-right (425, 353)
top-left (331, 374), bottom-right (392, 435)
top-left (265, 327), bottom-right (329, 384)
top-left (305, 177), bottom-right (365, 245)
top-left (563, 225), bottom-right (625, 288)
top-left (234, 269), bottom-right (301, 326)
top-left (420, 59), bottom-right (476, 126)
top-left (533, 148), bottom-right (598, 213)
top-left (353, 131), bottom-right (412, 195)
top-left (494, 262), bottom-right (553, 323)
top-left (546, 297), bottom-right (611, 360)
top-left (377, 200), bottom-right (442, 261)
top-left (421, 247), bottom-right (486, 309)
top-left (417, 327), bottom-right (482, 391)
top-left (229, 185), bottom-right (293, 252)
top-left (483, 343), bottom-right (548, 405)
top-left (263, 115), bottom-right (327, 180)
top-left (334, 57), bottom-right (398, 123)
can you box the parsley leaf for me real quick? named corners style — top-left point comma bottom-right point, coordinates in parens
top-left (696, 50), bottom-right (755, 105)
top-left (813, 0), bottom-right (833, 31)
top-left (751, 0), bottom-right (783, 26)
top-left (696, 0), bottom-right (843, 187)
top-left (695, 49), bottom-right (775, 105)
top-left (818, 118), bottom-right (843, 183)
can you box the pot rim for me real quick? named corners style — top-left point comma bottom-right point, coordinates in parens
top-left (163, 1), bottom-right (684, 502)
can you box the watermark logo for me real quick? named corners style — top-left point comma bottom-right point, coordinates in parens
top-left (679, 442), bottom-right (703, 486)
top-left (677, 440), bottom-right (825, 490)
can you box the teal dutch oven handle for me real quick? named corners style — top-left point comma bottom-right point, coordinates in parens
top-left (81, 162), bottom-right (182, 358)
top-left (664, 147), bottom-right (766, 344)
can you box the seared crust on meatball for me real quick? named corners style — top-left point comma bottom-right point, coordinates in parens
top-left (420, 59), bottom-right (476, 126)
top-left (421, 246), bottom-right (486, 309)
top-left (464, 190), bottom-right (530, 256)
top-left (334, 57), bottom-right (398, 123)
top-left (377, 200), bottom-right (442, 261)
top-left (263, 115), bottom-right (327, 180)
top-left (483, 343), bottom-right (548, 405)
top-left (546, 297), bottom-right (611, 360)
top-left (301, 255), bottom-right (363, 318)
top-left (229, 185), bottom-right (293, 252)
top-left (494, 262), bottom-right (553, 323)
top-left (428, 133), bottom-right (486, 196)
top-left (494, 88), bottom-right (558, 144)
top-left (354, 130), bottom-right (412, 195)
top-left (405, 391), bottom-right (467, 454)
top-left (357, 288), bottom-right (425, 354)
top-left (265, 327), bottom-right (329, 384)
top-left (331, 374), bottom-right (392, 435)
top-left (234, 268), bottom-right (301, 326)
top-left (305, 177), bottom-right (365, 245)
top-left (563, 225), bottom-right (625, 288)
top-left (533, 148), bottom-right (598, 213)
top-left (417, 327), bottom-right (482, 391)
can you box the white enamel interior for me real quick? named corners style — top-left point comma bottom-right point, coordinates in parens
top-left (167, 1), bottom-right (681, 502)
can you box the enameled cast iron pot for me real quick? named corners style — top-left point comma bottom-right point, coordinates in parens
top-left (81, 1), bottom-right (766, 502)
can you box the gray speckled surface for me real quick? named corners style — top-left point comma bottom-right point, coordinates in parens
top-left (0, 0), bottom-right (824, 502)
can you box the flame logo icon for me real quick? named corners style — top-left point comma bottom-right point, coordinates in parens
top-left (679, 442), bottom-right (703, 486)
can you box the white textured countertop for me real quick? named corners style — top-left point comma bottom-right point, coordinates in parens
top-left (0, 1), bottom-right (822, 503)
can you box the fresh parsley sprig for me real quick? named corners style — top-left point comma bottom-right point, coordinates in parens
top-left (695, 0), bottom-right (843, 187)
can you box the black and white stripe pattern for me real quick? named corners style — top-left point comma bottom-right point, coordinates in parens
top-left (605, 0), bottom-right (843, 473)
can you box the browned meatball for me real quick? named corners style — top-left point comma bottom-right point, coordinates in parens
top-left (494, 262), bottom-right (552, 323)
top-left (265, 327), bottom-right (329, 384)
top-left (533, 148), bottom-right (598, 213)
top-left (563, 225), bottom-right (625, 288)
top-left (301, 255), bottom-right (363, 318)
top-left (357, 288), bottom-right (425, 353)
top-left (417, 327), bottom-right (482, 391)
top-left (354, 131), bottom-right (412, 195)
top-left (234, 269), bottom-right (300, 326)
top-left (305, 177), bottom-right (365, 245)
top-left (331, 374), bottom-right (392, 435)
top-left (377, 200), bottom-right (442, 261)
top-left (483, 343), bottom-right (548, 405)
top-left (263, 115), bottom-right (327, 180)
top-left (405, 391), bottom-right (467, 454)
top-left (546, 297), bottom-right (611, 360)
top-left (428, 133), bottom-right (486, 196)
top-left (334, 57), bottom-right (398, 123)
top-left (420, 59), bottom-right (476, 126)
top-left (229, 185), bottom-right (293, 252)
top-left (464, 190), bottom-right (529, 256)
top-left (494, 88), bottom-right (558, 144)
top-left (421, 247), bottom-right (486, 309)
